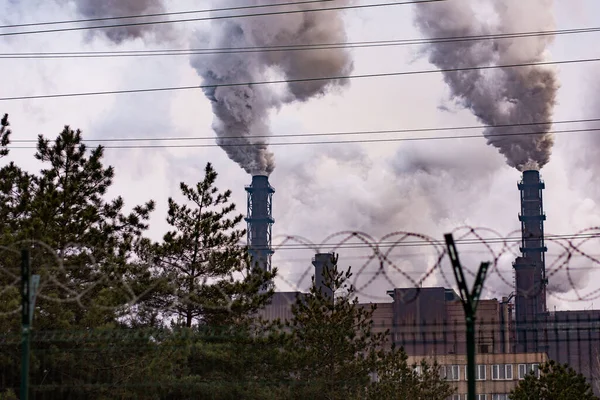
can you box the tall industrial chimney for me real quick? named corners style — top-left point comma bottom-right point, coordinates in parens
top-left (513, 169), bottom-right (548, 352)
top-left (245, 175), bottom-right (275, 274)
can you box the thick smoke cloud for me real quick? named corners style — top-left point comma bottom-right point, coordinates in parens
top-left (578, 77), bottom-right (600, 168)
top-left (192, 0), bottom-right (354, 176)
top-left (73, 0), bottom-right (168, 44)
top-left (414, 0), bottom-right (558, 171)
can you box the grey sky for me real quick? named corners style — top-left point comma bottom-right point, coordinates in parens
top-left (1, 0), bottom-right (599, 310)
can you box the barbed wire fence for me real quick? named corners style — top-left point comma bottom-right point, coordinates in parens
top-left (1, 226), bottom-right (600, 398)
top-left (271, 226), bottom-right (600, 303)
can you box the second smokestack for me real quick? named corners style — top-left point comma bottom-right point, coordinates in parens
top-left (513, 169), bottom-right (547, 352)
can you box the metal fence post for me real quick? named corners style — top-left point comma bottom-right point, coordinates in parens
top-left (20, 248), bottom-right (40, 400)
top-left (21, 249), bottom-right (31, 400)
top-left (445, 234), bottom-right (490, 400)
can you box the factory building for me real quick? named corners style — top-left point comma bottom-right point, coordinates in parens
top-left (258, 291), bottom-right (304, 322)
top-left (407, 352), bottom-right (548, 400)
top-left (248, 170), bottom-right (600, 393)
top-left (257, 253), bottom-right (335, 322)
top-left (380, 170), bottom-right (600, 393)
top-left (385, 288), bottom-right (513, 356)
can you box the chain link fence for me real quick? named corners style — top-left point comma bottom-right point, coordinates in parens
top-left (2, 227), bottom-right (600, 398)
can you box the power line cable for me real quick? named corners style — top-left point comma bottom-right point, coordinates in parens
top-left (277, 232), bottom-right (600, 244)
top-left (3, 25), bottom-right (600, 59)
top-left (0, 0), bottom-right (444, 37)
top-left (0, 232), bottom-right (592, 253)
top-left (8, 126), bottom-right (600, 150)
top-left (2, 56), bottom-right (599, 102)
top-left (11, 117), bottom-right (600, 143)
top-left (0, 0), bottom-right (333, 29)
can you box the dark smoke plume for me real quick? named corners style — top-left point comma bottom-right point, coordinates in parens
top-left (73, 0), bottom-right (168, 44)
top-left (192, 0), bottom-right (354, 176)
top-left (414, 0), bottom-right (558, 171)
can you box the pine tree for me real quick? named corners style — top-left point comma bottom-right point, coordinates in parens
top-left (368, 352), bottom-right (455, 400)
top-left (27, 127), bottom-right (155, 328)
top-left (124, 163), bottom-right (277, 397)
top-left (0, 113), bottom-right (11, 157)
top-left (0, 126), bottom-right (155, 329)
top-left (0, 112), bottom-right (22, 238)
top-left (145, 162), bottom-right (274, 328)
top-left (0, 126), bottom-right (156, 395)
top-left (277, 261), bottom-right (382, 399)
top-left (268, 254), bottom-right (455, 400)
top-left (510, 360), bottom-right (597, 400)
top-left (0, 126), bottom-right (156, 328)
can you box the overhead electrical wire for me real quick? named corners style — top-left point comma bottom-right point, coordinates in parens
top-left (0, 232), bottom-right (587, 255)
top-left (0, 0), bottom-right (335, 30)
top-left (7, 127), bottom-right (600, 150)
top-left (2, 2), bottom-right (596, 295)
top-left (2, 56), bottom-right (600, 102)
top-left (3, 25), bottom-right (600, 59)
top-left (10, 117), bottom-right (600, 144)
top-left (0, 0), bottom-right (444, 37)
top-left (287, 232), bottom-right (600, 245)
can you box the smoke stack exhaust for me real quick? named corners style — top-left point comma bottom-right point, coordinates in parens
top-left (245, 175), bottom-right (275, 274)
top-left (192, 0), bottom-right (354, 175)
top-left (514, 169), bottom-right (548, 352)
top-left (414, 0), bottom-right (558, 171)
top-left (72, 0), bottom-right (170, 44)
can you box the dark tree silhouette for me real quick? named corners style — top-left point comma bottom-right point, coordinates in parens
top-left (510, 360), bottom-right (597, 400)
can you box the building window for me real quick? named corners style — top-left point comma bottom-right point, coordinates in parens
top-left (506, 365), bottom-right (513, 380)
top-left (492, 395), bottom-right (509, 400)
top-left (518, 363), bottom-right (541, 379)
top-left (448, 395), bottom-right (462, 400)
top-left (479, 344), bottom-right (490, 353)
top-left (492, 364), bottom-right (513, 380)
top-left (467, 365), bottom-right (486, 381)
top-left (475, 395), bottom-right (488, 400)
top-left (518, 364), bottom-right (526, 379)
top-left (477, 365), bottom-right (487, 380)
top-left (446, 365), bottom-right (460, 381)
